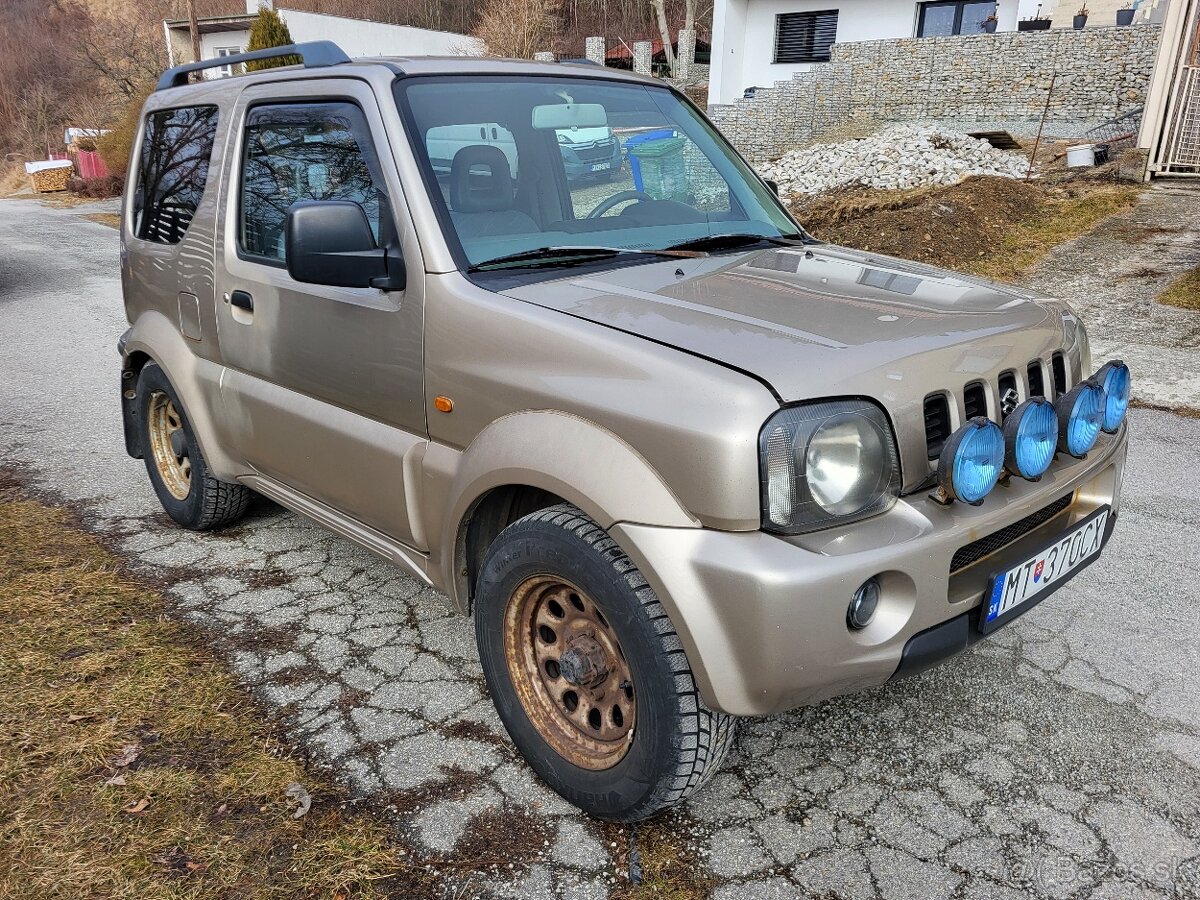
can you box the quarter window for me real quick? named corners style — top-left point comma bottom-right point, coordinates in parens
top-left (133, 105), bottom-right (219, 245)
top-left (239, 102), bottom-right (386, 263)
top-left (773, 10), bottom-right (839, 64)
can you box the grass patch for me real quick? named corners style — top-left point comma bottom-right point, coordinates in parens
top-left (0, 473), bottom-right (404, 898)
top-left (83, 211), bottom-right (121, 229)
top-left (1155, 266), bottom-right (1200, 311)
top-left (966, 185), bottom-right (1141, 282)
top-left (604, 816), bottom-right (716, 900)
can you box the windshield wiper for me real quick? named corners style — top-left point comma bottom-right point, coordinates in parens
top-left (663, 233), bottom-right (807, 253)
top-left (468, 245), bottom-right (701, 272)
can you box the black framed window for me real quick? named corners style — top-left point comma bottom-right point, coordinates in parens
top-left (773, 10), bottom-right (839, 64)
top-left (133, 105), bottom-right (219, 245)
top-left (239, 101), bottom-right (388, 264)
top-left (917, 0), bottom-right (997, 35)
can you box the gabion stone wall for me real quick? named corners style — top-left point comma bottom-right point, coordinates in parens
top-left (709, 25), bottom-right (1161, 162)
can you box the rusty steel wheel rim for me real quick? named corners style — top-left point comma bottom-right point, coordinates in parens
top-left (503, 575), bottom-right (636, 770)
top-left (147, 391), bottom-right (191, 501)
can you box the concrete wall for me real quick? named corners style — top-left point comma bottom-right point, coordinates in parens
top-left (710, 0), bottom-right (1027, 104)
top-left (277, 9), bottom-right (481, 57)
top-left (709, 24), bottom-right (1162, 160)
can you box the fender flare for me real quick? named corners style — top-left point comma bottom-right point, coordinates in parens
top-left (436, 410), bottom-right (700, 612)
top-left (122, 311), bottom-right (243, 481)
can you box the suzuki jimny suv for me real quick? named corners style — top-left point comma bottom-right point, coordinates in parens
top-left (118, 42), bottom-right (1130, 822)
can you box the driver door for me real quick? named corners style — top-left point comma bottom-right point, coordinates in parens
top-left (213, 78), bottom-right (428, 549)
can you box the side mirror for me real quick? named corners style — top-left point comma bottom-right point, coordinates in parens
top-left (285, 200), bottom-right (405, 291)
top-left (764, 179), bottom-right (779, 197)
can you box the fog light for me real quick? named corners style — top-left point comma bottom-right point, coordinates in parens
top-left (937, 418), bottom-right (1005, 505)
top-left (1056, 381), bottom-right (1104, 458)
top-left (847, 578), bottom-right (880, 630)
top-left (1095, 360), bottom-right (1130, 433)
top-left (1003, 397), bottom-right (1057, 480)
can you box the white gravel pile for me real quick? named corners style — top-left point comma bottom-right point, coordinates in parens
top-left (759, 124), bottom-right (1030, 195)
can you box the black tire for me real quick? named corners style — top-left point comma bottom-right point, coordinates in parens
top-left (136, 362), bottom-right (250, 531)
top-left (474, 504), bottom-right (737, 821)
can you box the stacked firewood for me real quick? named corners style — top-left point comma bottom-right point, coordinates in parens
top-left (26, 161), bottom-right (73, 192)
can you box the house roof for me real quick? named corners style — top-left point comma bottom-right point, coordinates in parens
top-left (605, 37), bottom-right (711, 60)
top-left (164, 14), bottom-right (254, 34)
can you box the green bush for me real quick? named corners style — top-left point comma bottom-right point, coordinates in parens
top-left (245, 9), bottom-right (301, 70)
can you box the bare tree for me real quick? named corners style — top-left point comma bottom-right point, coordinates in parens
top-left (650, 0), bottom-right (675, 73)
top-left (473, 0), bottom-right (562, 58)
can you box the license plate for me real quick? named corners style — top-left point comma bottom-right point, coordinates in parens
top-left (981, 506), bottom-right (1111, 633)
top-left (590, 162), bottom-right (610, 171)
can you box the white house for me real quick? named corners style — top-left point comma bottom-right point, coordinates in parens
top-left (164, 0), bottom-right (480, 75)
top-left (708, 0), bottom-right (1157, 103)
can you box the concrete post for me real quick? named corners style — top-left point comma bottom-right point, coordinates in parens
top-left (533, 51), bottom-right (556, 62)
top-left (677, 29), bottom-right (696, 80)
top-left (633, 41), bottom-right (653, 76)
top-left (585, 36), bottom-right (606, 65)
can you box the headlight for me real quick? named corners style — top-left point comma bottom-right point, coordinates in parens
top-left (760, 400), bottom-right (900, 534)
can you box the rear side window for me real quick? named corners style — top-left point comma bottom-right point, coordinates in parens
top-left (239, 102), bottom-right (386, 263)
top-left (133, 105), bottom-right (219, 245)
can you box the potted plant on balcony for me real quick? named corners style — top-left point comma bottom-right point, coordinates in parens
top-left (982, 11), bottom-right (999, 32)
top-left (1115, 2), bottom-right (1135, 24)
top-left (1018, 3), bottom-right (1053, 29)
top-left (1073, 4), bottom-right (1089, 27)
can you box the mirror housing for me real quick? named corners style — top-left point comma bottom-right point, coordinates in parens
top-left (285, 200), bottom-right (405, 291)
top-left (764, 179), bottom-right (779, 196)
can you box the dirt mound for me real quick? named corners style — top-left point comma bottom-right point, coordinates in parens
top-left (790, 175), bottom-right (1138, 279)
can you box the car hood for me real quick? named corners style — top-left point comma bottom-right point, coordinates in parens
top-left (501, 244), bottom-right (1070, 490)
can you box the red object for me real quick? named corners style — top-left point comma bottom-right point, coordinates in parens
top-left (76, 150), bottom-right (109, 179)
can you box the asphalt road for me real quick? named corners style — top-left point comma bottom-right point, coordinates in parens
top-left (1, 197), bottom-right (1198, 900)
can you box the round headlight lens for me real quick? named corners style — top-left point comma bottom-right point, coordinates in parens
top-left (1004, 397), bottom-right (1057, 480)
top-left (1057, 382), bottom-right (1104, 457)
top-left (806, 412), bottom-right (890, 516)
top-left (1096, 360), bottom-right (1130, 433)
top-left (938, 418), bottom-right (1004, 505)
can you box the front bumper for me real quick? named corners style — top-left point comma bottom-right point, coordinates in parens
top-left (612, 426), bottom-right (1127, 716)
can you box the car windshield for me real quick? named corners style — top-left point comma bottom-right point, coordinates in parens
top-left (396, 75), bottom-right (803, 271)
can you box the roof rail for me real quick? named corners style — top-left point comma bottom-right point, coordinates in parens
top-left (156, 40), bottom-right (351, 91)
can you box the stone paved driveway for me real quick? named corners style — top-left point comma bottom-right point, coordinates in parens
top-left (1, 197), bottom-right (1199, 899)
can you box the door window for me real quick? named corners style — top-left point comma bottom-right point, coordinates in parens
top-left (239, 101), bottom-right (387, 264)
top-left (133, 105), bottom-right (219, 245)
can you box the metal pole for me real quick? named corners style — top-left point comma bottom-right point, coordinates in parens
top-left (1026, 70), bottom-right (1057, 180)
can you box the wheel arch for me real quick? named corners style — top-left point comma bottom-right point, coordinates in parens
top-left (436, 410), bottom-right (701, 615)
top-left (122, 311), bottom-right (242, 480)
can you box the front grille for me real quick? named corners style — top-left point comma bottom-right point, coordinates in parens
top-left (571, 140), bottom-right (616, 163)
top-left (924, 394), bottom-right (951, 460)
top-left (963, 381), bottom-right (987, 420)
top-left (1028, 361), bottom-right (1045, 398)
top-left (1052, 352), bottom-right (1068, 396)
top-left (949, 494), bottom-right (1073, 573)
top-left (997, 370), bottom-right (1019, 419)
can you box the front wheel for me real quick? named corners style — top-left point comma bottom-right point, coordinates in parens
top-left (474, 504), bottom-right (736, 821)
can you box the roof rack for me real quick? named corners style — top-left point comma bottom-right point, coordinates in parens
top-left (156, 40), bottom-right (351, 91)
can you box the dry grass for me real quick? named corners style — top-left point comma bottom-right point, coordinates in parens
top-left (794, 176), bottom-right (1142, 282)
top-left (83, 211), bottom-right (121, 229)
top-left (0, 473), bottom-right (403, 899)
top-left (1155, 266), bottom-right (1200, 311)
top-left (604, 817), bottom-right (716, 900)
top-left (0, 163), bottom-right (30, 197)
top-left (966, 184), bottom-right (1142, 282)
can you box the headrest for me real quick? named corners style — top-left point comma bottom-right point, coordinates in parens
top-left (449, 145), bottom-right (515, 213)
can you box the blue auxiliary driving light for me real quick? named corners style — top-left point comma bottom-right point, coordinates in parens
top-left (1003, 397), bottom-right (1057, 480)
top-left (937, 418), bottom-right (1005, 505)
top-left (1095, 360), bottom-right (1130, 433)
top-left (1056, 381), bottom-right (1105, 458)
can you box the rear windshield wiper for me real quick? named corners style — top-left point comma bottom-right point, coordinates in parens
top-left (663, 233), bottom-right (807, 253)
top-left (468, 245), bottom-right (702, 272)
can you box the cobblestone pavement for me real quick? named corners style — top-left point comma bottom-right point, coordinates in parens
top-left (2, 197), bottom-right (1199, 899)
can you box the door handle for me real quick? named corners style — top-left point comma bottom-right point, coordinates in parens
top-left (230, 290), bottom-right (254, 312)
